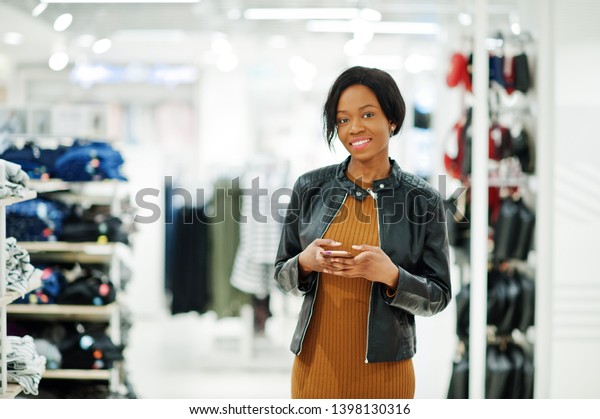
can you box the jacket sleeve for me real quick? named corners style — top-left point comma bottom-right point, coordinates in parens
top-left (384, 193), bottom-right (452, 317)
top-left (274, 178), bottom-right (317, 296)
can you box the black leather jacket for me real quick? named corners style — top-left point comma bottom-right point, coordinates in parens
top-left (274, 157), bottom-right (452, 363)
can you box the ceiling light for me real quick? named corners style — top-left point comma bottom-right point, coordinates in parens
top-left (54, 13), bottom-right (73, 31)
top-left (244, 8), bottom-right (367, 20)
top-left (42, 1), bottom-right (200, 3)
top-left (306, 20), bottom-right (439, 35)
top-left (458, 12), bottom-right (472, 26)
top-left (32, 2), bottom-right (48, 17)
top-left (49, 52), bottom-right (69, 71)
top-left (92, 38), bottom-right (112, 54)
top-left (3, 32), bottom-right (24, 46)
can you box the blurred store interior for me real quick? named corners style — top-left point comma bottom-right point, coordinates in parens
top-left (0, 0), bottom-right (599, 400)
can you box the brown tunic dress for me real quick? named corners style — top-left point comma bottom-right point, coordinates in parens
top-left (291, 183), bottom-right (415, 399)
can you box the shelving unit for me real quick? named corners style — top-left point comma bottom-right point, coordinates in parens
top-left (0, 161), bottom-right (39, 397)
top-left (2, 174), bottom-right (133, 397)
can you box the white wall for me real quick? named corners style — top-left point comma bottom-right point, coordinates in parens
top-left (542, 0), bottom-right (600, 398)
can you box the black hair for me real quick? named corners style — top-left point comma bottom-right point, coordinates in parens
top-left (322, 66), bottom-right (406, 149)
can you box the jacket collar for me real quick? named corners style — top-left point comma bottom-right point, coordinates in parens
top-left (335, 156), bottom-right (403, 196)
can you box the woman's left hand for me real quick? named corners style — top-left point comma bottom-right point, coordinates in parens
top-left (322, 244), bottom-right (399, 289)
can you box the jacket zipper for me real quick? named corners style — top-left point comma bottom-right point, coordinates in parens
top-left (364, 188), bottom-right (380, 363)
top-left (297, 192), bottom-right (348, 354)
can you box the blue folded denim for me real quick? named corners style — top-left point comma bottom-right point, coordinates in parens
top-left (0, 143), bottom-right (67, 179)
top-left (6, 197), bottom-right (69, 241)
top-left (53, 140), bottom-right (126, 181)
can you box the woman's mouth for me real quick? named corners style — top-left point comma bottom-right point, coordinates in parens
top-left (350, 138), bottom-right (371, 150)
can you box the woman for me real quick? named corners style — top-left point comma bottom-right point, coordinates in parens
top-left (274, 66), bottom-right (452, 399)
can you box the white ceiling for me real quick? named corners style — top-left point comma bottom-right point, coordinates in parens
top-left (0, 0), bottom-right (522, 66)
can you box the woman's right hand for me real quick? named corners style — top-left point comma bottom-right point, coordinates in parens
top-left (297, 239), bottom-right (342, 278)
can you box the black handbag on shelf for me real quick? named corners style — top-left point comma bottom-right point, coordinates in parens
top-left (493, 197), bottom-right (535, 262)
top-left (447, 347), bottom-right (469, 399)
top-left (512, 199), bottom-right (535, 260)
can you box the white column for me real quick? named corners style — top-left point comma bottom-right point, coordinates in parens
top-left (533, 0), bottom-right (554, 399)
top-left (469, 0), bottom-right (489, 399)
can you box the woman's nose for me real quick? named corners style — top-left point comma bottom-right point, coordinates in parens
top-left (349, 119), bottom-right (364, 133)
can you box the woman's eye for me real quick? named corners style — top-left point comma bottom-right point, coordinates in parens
top-left (337, 118), bottom-right (349, 125)
top-left (363, 112), bottom-right (374, 119)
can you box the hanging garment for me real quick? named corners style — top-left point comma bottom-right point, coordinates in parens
top-left (447, 350), bottom-right (469, 399)
top-left (230, 172), bottom-right (282, 298)
top-left (207, 177), bottom-right (251, 318)
top-left (513, 53), bottom-right (531, 93)
top-left (169, 205), bottom-right (211, 315)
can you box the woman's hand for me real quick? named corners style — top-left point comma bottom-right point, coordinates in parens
top-left (297, 239), bottom-right (343, 278)
top-left (322, 244), bottom-right (399, 289)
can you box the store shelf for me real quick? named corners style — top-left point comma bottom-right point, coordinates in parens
top-left (7, 302), bottom-right (118, 321)
top-left (27, 179), bottom-right (71, 193)
top-left (0, 383), bottom-right (23, 399)
top-left (17, 241), bottom-right (132, 267)
top-left (43, 369), bottom-right (111, 381)
top-left (0, 190), bottom-right (37, 206)
top-left (0, 270), bottom-right (42, 307)
top-left (29, 179), bottom-right (129, 206)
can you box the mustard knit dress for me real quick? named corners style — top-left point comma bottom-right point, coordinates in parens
top-left (291, 181), bottom-right (415, 399)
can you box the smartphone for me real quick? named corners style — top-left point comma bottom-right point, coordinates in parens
top-left (321, 250), bottom-right (354, 258)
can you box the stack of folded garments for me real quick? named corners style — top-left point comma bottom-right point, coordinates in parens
top-left (0, 144), bottom-right (67, 180)
top-left (53, 140), bottom-right (126, 182)
top-left (6, 197), bottom-right (69, 241)
top-left (13, 266), bottom-right (67, 305)
top-left (6, 335), bottom-right (47, 395)
top-left (0, 159), bottom-right (29, 198)
top-left (5, 237), bottom-right (36, 296)
top-left (59, 328), bottom-right (123, 370)
top-left (0, 139), bottom-right (127, 181)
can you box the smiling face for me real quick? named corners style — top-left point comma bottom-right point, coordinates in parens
top-left (336, 84), bottom-right (395, 168)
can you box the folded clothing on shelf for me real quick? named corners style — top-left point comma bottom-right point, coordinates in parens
top-left (0, 158), bottom-right (30, 198)
top-left (60, 214), bottom-right (129, 244)
top-left (0, 139), bottom-right (126, 181)
top-left (59, 328), bottom-right (124, 370)
top-left (53, 140), bottom-right (126, 182)
top-left (57, 269), bottom-right (116, 306)
top-left (6, 197), bottom-right (69, 241)
top-left (4, 237), bottom-right (36, 296)
top-left (6, 335), bottom-right (47, 395)
top-left (13, 266), bottom-right (67, 304)
top-left (0, 143), bottom-right (67, 179)
top-left (15, 264), bottom-right (116, 306)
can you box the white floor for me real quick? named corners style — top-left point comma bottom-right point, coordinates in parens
top-left (125, 306), bottom-right (297, 399)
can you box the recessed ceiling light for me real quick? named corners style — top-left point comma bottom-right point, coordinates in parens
top-left (3, 32), bottom-right (24, 45)
top-left (54, 13), bottom-right (73, 32)
top-left (32, 3), bottom-right (48, 17)
top-left (243, 8), bottom-right (379, 21)
top-left (49, 52), bottom-right (69, 71)
top-left (93, 38), bottom-right (112, 54)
